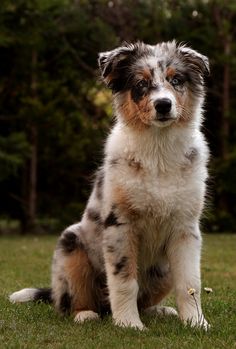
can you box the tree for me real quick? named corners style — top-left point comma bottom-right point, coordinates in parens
top-left (0, 0), bottom-right (236, 232)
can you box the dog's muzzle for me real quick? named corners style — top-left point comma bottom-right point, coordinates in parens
top-left (154, 98), bottom-right (173, 121)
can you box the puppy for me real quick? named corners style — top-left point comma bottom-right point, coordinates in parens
top-left (10, 41), bottom-right (210, 330)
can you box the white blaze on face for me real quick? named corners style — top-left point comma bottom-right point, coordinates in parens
top-left (150, 88), bottom-right (177, 118)
top-left (135, 56), bottom-right (178, 127)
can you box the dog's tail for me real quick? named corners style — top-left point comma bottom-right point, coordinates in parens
top-left (9, 288), bottom-right (52, 304)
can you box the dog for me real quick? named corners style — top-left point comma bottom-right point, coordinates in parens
top-left (10, 40), bottom-right (210, 330)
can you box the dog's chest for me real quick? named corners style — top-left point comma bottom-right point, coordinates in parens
top-left (123, 151), bottom-right (198, 217)
top-left (127, 165), bottom-right (190, 270)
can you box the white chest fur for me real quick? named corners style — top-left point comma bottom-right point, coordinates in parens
top-left (102, 120), bottom-right (209, 271)
top-left (105, 121), bottom-right (208, 219)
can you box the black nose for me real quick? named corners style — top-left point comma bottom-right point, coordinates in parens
top-left (154, 98), bottom-right (172, 115)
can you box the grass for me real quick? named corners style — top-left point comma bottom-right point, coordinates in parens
top-left (0, 234), bottom-right (236, 349)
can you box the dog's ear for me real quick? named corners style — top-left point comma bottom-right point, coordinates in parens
top-left (179, 46), bottom-right (210, 77)
top-left (98, 45), bottom-right (136, 90)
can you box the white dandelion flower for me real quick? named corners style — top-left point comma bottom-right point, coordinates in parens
top-left (204, 287), bottom-right (213, 294)
top-left (188, 288), bottom-right (196, 296)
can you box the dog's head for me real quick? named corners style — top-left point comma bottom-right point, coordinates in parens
top-left (98, 41), bottom-right (209, 129)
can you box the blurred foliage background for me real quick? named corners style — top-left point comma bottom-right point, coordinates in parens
top-left (0, 0), bottom-right (235, 233)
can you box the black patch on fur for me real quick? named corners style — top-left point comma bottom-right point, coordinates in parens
top-left (34, 288), bottom-right (52, 303)
top-left (107, 54), bottom-right (135, 92)
top-left (102, 61), bottom-right (113, 79)
top-left (86, 208), bottom-right (102, 224)
top-left (131, 79), bottom-right (151, 103)
top-left (150, 67), bottom-right (155, 77)
top-left (94, 272), bottom-right (111, 316)
top-left (147, 266), bottom-right (166, 279)
top-left (158, 60), bottom-right (165, 72)
top-left (59, 292), bottom-right (71, 314)
top-left (131, 86), bottom-right (145, 103)
top-left (103, 43), bottom-right (153, 93)
top-left (59, 231), bottom-right (84, 254)
top-left (104, 211), bottom-right (123, 228)
top-left (113, 256), bottom-right (128, 275)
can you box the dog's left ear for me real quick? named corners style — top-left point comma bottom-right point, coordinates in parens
top-left (179, 46), bottom-right (210, 77)
top-left (98, 44), bottom-right (137, 90)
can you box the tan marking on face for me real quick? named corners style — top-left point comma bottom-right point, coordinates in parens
top-left (118, 91), bottom-right (154, 130)
top-left (141, 68), bottom-right (152, 80)
top-left (166, 66), bottom-right (176, 79)
top-left (64, 249), bottom-right (97, 313)
top-left (135, 67), bottom-right (153, 81)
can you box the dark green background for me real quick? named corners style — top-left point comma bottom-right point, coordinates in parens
top-left (0, 0), bottom-right (235, 233)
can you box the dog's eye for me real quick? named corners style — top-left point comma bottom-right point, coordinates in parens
top-left (136, 80), bottom-right (149, 90)
top-left (171, 77), bottom-right (183, 87)
top-left (132, 79), bottom-right (149, 101)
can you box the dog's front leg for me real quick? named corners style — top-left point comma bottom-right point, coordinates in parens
top-left (103, 219), bottom-right (144, 330)
top-left (167, 226), bottom-right (209, 330)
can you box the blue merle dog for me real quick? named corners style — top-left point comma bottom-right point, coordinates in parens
top-left (10, 41), bottom-right (210, 330)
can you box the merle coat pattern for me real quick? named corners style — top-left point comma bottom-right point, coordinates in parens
top-left (10, 41), bottom-right (210, 330)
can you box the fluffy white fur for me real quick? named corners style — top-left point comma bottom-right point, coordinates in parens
top-left (102, 116), bottom-right (209, 329)
top-left (9, 41), bottom-right (210, 331)
top-left (9, 288), bottom-right (38, 303)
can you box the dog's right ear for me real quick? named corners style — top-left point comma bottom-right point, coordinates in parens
top-left (178, 46), bottom-right (210, 77)
top-left (98, 45), bottom-right (136, 91)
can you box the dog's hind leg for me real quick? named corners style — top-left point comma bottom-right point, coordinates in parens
top-left (63, 247), bottom-right (100, 323)
top-left (52, 224), bottom-right (100, 323)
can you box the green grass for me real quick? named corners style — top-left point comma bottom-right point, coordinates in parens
top-left (0, 234), bottom-right (236, 349)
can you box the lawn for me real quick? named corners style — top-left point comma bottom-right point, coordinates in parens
top-left (0, 234), bottom-right (235, 349)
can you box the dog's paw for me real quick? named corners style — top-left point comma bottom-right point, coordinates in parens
top-left (145, 305), bottom-right (178, 317)
top-left (74, 310), bottom-right (99, 323)
top-left (184, 315), bottom-right (210, 331)
top-left (114, 315), bottom-right (145, 330)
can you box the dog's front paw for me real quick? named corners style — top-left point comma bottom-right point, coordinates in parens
top-left (184, 315), bottom-right (210, 331)
top-left (114, 315), bottom-right (145, 330)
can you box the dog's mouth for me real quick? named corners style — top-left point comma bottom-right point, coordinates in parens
top-left (156, 117), bottom-right (171, 122)
top-left (152, 113), bottom-right (177, 127)
top-left (155, 114), bottom-right (175, 122)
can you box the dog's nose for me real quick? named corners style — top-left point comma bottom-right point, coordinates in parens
top-left (154, 98), bottom-right (172, 115)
